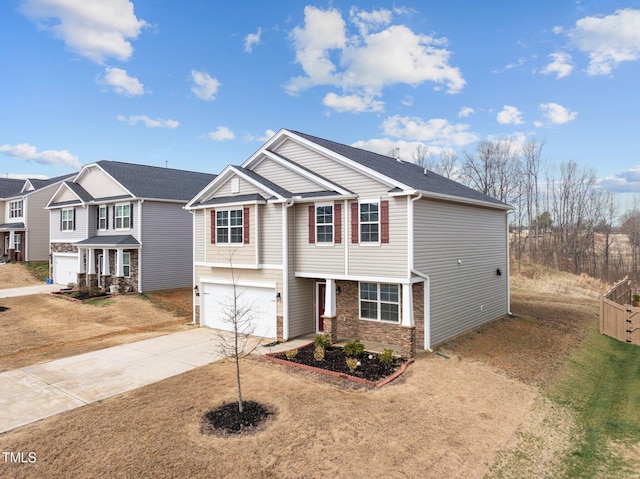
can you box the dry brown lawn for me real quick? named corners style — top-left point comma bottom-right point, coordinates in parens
top-left (0, 264), bottom-right (603, 479)
top-left (0, 263), bottom-right (42, 289)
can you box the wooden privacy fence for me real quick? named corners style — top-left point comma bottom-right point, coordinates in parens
top-left (600, 277), bottom-right (640, 345)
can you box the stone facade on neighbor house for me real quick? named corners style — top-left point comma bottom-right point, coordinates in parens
top-left (0, 175), bottom-right (75, 263)
top-left (46, 160), bottom-right (215, 293)
top-left (187, 129), bottom-right (511, 358)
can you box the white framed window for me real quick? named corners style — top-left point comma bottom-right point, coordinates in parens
top-left (359, 282), bottom-right (400, 323)
top-left (359, 201), bottom-right (379, 243)
top-left (98, 205), bottom-right (108, 230)
top-left (216, 209), bottom-right (243, 244)
top-left (9, 200), bottom-right (23, 218)
top-left (61, 208), bottom-right (74, 231)
top-left (316, 204), bottom-right (333, 244)
top-left (115, 204), bottom-right (131, 230)
top-left (123, 252), bottom-right (131, 277)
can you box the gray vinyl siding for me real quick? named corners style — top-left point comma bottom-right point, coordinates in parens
top-left (294, 202), bottom-right (344, 275)
top-left (287, 206), bottom-right (315, 338)
top-left (140, 201), bottom-right (193, 291)
top-left (194, 209), bottom-right (205, 263)
top-left (348, 197), bottom-right (408, 278)
top-left (49, 207), bottom-right (87, 242)
top-left (414, 199), bottom-right (508, 346)
top-left (24, 186), bottom-right (58, 260)
top-left (253, 157), bottom-right (324, 194)
top-left (259, 203), bottom-right (282, 264)
top-left (274, 139), bottom-right (389, 197)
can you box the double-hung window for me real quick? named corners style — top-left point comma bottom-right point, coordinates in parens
top-left (359, 202), bottom-right (379, 243)
top-left (123, 252), bottom-right (131, 277)
top-left (98, 206), bottom-right (108, 230)
top-left (216, 209), bottom-right (243, 244)
top-left (359, 282), bottom-right (400, 323)
top-left (9, 200), bottom-right (23, 218)
top-left (115, 204), bottom-right (131, 229)
top-left (61, 208), bottom-right (74, 231)
top-left (14, 234), bottom-right (21, 252)
top-left (316, 205), bottom-right (333, 243)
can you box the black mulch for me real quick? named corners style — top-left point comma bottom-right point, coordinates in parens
top-left (0, 306), bottom-right (8, 313)
top-left (273, 344), bottom-right (404, 382)
top-left (202, 401), bottom-right (274, 436)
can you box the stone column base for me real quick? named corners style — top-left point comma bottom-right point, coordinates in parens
top-left (399, 326), bottom-right (417, 359)
top-left (8, 248), bottom-right (16, 262)
top-left (87, 274), bottom-right (98, 289)
top-left (76, 273), bottom-right (87, 288)
top-left (322, 315), bottom-right (338, 343)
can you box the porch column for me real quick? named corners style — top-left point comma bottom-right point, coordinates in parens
top-left (87, 248), bottom-right (96, 274)
top-left (115, 248), bottom-right (124, 277)
top-left (77, 248), bottom-right (86, 273)
top-left (323, 278), bottom-right (338, 343)
top-left (8, 231), bottom-right (15, 249)
top-left (401, 283), bottom-right (414, 326)
top-left (102, 248), bottom-right (110, 275)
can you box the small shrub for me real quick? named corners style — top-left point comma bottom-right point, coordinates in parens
top-left (633, 293), bottom-right (640, 303)
top-left (313, 345), bottom-right (325, 361)
top-left (285, 348), bottom-right (298, 359)
top-left (379, 348), bottom-right (395, 365)
top-left (346, 357), bottom-right (359, 372)
top-left (344, 339), bottom-right (365, 358)
top-left (314, 334), bottom-right (331, 349)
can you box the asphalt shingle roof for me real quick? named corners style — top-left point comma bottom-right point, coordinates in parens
top-left (290, 130), bottom-right (508, 207)
top-left (75, 235), bottom-right (140, 246)
top-left (0, 179), bottom-right (26, 199)
top-left (97, 160), bottom-right (216, 201)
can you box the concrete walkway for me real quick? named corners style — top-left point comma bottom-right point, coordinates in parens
top-left (0, 283), bottom-right (62, 298)
top-left (0, 328), bottom-right (311, 434)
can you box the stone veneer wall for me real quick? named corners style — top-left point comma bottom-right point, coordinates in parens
top-left (51, 242), bottom-right (78, 254)
top-left (335, 280), bottom-right (418, 358)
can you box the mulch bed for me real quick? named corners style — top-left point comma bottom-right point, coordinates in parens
top-left (201, 400), bottom-right (274, 436)
top-left (0, 306), bottom-right (8, 313)
top-left (267, 343), bottom-right (411, 387)
top-left (51, 291), bottom-right (113, 303)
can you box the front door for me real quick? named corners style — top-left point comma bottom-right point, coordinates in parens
top-left (317, 282), bottom-right (326, 332)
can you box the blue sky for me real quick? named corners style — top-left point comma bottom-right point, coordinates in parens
top-left (2, 0), bottom-right (640, 194)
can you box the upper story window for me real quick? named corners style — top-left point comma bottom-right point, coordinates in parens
top-left (316, 205), bottom-right (333, 243)
top-left (9, 200), bottom-right (23, 218)
top-left (98, 205), bottom-right (108, 230)
top-left (61, 208), bottom-right (75, 231)
top-left (216, 209), bottom-right (243, 244)
top-left (359, 201), bottom-right (379, 243)
top-left (359, 283), bottom-right (400, 323)
top-left (115, 204), bottom-right (131, 230)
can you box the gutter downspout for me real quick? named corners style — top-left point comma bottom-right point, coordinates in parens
top-left (282, 198), bottom-right (296, 341)
top-left (506, 210), bottom-right (512, 315)
top-left (409, 193), bottom-right (432, 351)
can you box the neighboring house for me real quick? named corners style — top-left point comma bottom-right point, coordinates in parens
top-left (0, 174), bottom-right (75, 262)
top-left (45, 160), bottom-right (216, 292)
top-left (186, 129), bottom-right (512, 357)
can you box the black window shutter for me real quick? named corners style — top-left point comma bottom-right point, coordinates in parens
top-left (106, 206), bottom-right (109, 229)
top-left (60, 210), bottom-right (62, 230)
top-left (113, 205), bottom-right (116, 228)
top-left (73, 208), bottom-right (76, 231)
top-left (130, 203), bottom-right (133, 227)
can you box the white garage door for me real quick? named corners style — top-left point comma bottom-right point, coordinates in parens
top-left (201, 282), bottom-right (277, 339)
top-left (53, 255), bottom-right (78, 286)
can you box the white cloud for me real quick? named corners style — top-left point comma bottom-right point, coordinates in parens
top-left (0, 143), bottom-right (81, 169)
top-left (541, 52), bottom-right (573, 78)
top-left (207, 126), bottom-right (235, 141)
top-left (381, 115), bottom-right (478, 147)
top-left (597, 166), bottom-right (640, 193)
top-left (117, 115), bottom-right (179, 128)
top-left (323, 92), bottom-right (384, 113)
top-left (458, 106), bottom-right (475, 118)
top-left (497, 105), bottom-right (524, 125)
top-left (567, 8), bottom-right (640, 75)
top-left (539, 102), bottom-right (577, 124)
top-left (286, 6), bottom-right (465, 110)
top-left (20, 0), bottom-right (148, 64)
top-left (244, 27), bottom-right (262, 53)
top-left (100, 67), bottom-right (144, 96)
top-left (245, 129), bottom-right (277, 142)
top-left (191, 70), bottom-right (220, 101)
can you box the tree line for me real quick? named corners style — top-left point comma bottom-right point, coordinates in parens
top-left (407, 138), bottom-right (638, 283)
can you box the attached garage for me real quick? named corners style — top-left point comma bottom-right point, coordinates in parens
top-left (53, 254), bottom-right (78, 286)
top-left (201, 281), bottom-right (277, 339)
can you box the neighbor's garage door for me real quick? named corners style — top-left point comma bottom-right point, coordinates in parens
top-left (53, 255), bottom-right (78, 286)
top-left (201, 282), bottom-right (276, 339)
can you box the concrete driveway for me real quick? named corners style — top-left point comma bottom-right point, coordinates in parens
top-left (0, 327), bottom-right (308, 434)
top-left (0, 283), bottom-right (62, 298)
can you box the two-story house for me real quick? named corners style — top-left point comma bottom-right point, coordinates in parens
top-left (46, 160), bottom-right (215, 292)
top-left (186, 129), bottom-right (511, 357)
top-left (1, 174), bottom-right (75, 262)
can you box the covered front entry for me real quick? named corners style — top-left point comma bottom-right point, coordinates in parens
top-left (201, 281), bottom-right (277, 339)
top-left (316, 282), bottom-right (326, 333)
